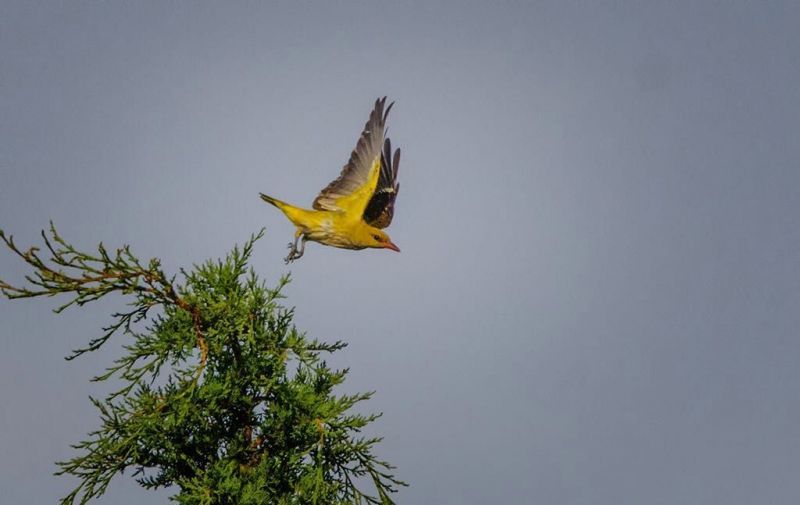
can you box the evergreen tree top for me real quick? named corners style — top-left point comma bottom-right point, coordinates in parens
top-left (0, 224), bottom-right (404, 504)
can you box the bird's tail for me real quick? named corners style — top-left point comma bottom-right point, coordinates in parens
top-left (259, 193), bottom-right (289, 210)
top-left (259, 193), bottom-right (310, 228)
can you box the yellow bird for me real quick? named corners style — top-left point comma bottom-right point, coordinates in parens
top-left (260, 97), bottom-right (401, 263)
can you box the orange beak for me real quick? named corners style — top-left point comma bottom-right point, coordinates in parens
top-left (384, 241), bottom-right (401, 252)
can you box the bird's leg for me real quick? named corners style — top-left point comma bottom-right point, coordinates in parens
top-left (284, 235), bottom-right (300, 264)
top-left (285, 238), bottom-right (306, 263)
top-left (284, 232), bottom-right (306, 264)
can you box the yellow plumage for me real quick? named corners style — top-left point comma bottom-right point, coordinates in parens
top-left (260, 97), bottom-right (401, 263)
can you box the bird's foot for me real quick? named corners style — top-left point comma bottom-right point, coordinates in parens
top-left (284, 241), bottom-right (304, 264)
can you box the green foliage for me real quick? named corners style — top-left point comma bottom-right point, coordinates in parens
top-left (0, 225), bottom-right (404, 504)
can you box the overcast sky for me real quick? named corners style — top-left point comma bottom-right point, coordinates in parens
top-left (2, 2), bottom-right (799, 504)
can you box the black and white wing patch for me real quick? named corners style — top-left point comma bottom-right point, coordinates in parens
top-left (362, 137), bottom-right (400, 229)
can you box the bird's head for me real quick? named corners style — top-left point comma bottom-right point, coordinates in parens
top-left (363, 228), bottom-right (400, 252)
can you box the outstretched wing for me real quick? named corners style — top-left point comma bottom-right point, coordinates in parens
top-left (362, 138), bottom-right (400, 228)
top-left (312, 97), bottom-right (393, 217)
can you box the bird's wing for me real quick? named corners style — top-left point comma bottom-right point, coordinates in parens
top-left (362, 138), bottom-right (400, 229)
top-left (312, 97), bottom-right (393, 217)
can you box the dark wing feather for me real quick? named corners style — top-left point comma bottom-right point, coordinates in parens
top-left (362, 137), bottom-right (400, 229)
top-left (312, 97), bottom-right (393, 212)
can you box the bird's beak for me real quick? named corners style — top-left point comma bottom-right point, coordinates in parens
top-left (384, 241), bottom-right (401, 252)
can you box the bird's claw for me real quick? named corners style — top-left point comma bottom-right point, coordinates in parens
top-left (284, 240), bottom-right (304, 264)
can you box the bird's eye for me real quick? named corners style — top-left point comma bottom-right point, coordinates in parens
top-left (372, 234), bottom-right (382, 241)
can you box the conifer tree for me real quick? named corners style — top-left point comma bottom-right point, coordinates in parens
top-left (0, 224), bottom-right (404, 505)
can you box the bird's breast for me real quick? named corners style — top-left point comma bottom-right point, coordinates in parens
top-left (303, 216), bottom-right (364, 250)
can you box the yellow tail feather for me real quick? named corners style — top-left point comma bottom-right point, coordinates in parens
top-left (259, 193), bottom-right (288, 209)
top-left (259, 193), bottom-right (315, 229)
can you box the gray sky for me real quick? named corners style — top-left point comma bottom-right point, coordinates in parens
top-left (2, 2), bottom-right (799, 503)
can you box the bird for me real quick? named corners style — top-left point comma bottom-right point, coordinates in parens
top-left (260, 97), bottom-right (401, 263)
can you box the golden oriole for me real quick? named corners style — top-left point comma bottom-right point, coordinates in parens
top-left (260, 97), bottom-right (401, 263)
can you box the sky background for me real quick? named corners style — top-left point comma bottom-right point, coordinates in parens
top-left (2, 2), bottom-right (799, 504)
